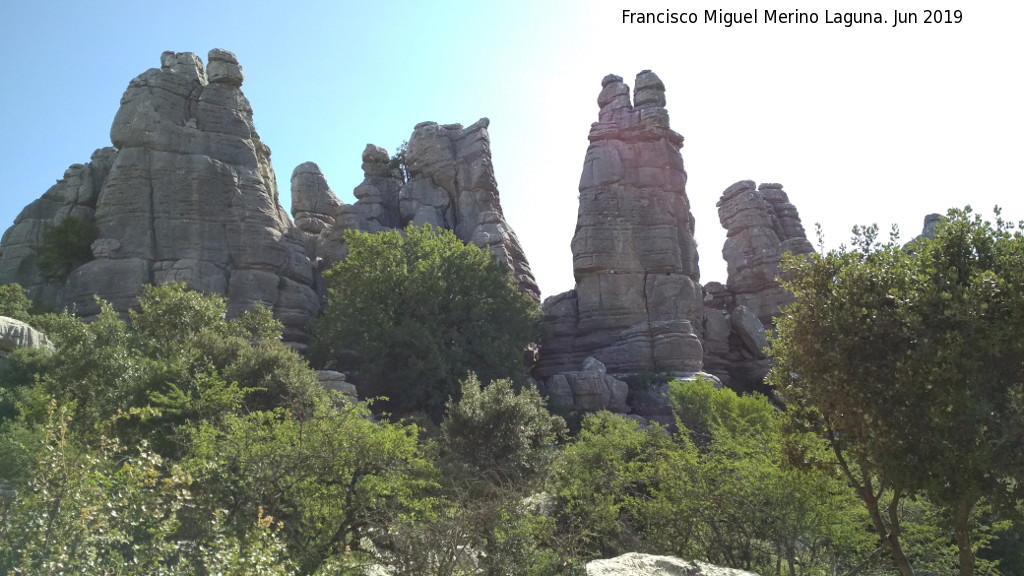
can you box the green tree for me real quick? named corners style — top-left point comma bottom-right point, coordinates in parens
top-left (313, 224), bottom-right (541, 419)
top-left (0, 284), bottom-right (34, 323)
top-left (670, 377), bottom-right (873, 575)
top-left (769, 207), bottom-right (1024, 576)
top-left (441, 373), bottom-right (566, 488)
top-left (35, 217), bottom-right (97, 281)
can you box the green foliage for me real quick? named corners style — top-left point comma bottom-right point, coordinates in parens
top-left (550, 412), bottom-right (693, 560)
top-left (388, 140), bottom-right (410, 183)
top-left (669, 377), bottom-right (872, 575)
top-left (441, 373), bottom-right (566, 487)
top-left (0, 402), bottom-right (298, 575)
top-left (35, 217), bottom-right (97, 282)
top-left (313, 224), bottom-right (541, 419)
top-left (0, 284), bottom-right (34, 323)
top-left (769, 206), bottom-right (1024, 575)
top-left (183, 402), bottom-right (434, 574)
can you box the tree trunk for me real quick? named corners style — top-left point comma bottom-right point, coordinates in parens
top-left (954, 500), bottom-right (975, 576)
top-left (860, 476), bottom-right (916, 576)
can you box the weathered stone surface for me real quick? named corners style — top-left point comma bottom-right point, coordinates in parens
top-left (700, 182), bottom-right (813, 390)
top-left (0, 316), bottom-right (54, 355)
top-left (717, 180), bottom-right (814, 327)
top-left (536, 71), bottom-right (703, 379)
top-left (919, 213), bottom-right (942, 241)
top-left (540, 357), bottom-right (629, 413)
top-left (587, 552), bottom-right (760, 576)
top-left (292, 119), bottom-right (539, 301)
top-left (0, 50), bottom-right (319, 345)
top-left (316, 369), bottom-right (358, 399)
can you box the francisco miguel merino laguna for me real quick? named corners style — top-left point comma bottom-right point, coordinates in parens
top-left (621, 9), bottom-right (964, 27)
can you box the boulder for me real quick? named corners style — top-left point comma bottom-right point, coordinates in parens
top-left (587, 552), bottom-right (761, 576)
top-left (0, 316), bottom-right (54, 355)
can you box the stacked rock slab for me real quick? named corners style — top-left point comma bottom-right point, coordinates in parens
top-left (0, 51), bottom-right (319, 344)
top-left (703, 180), bottom-right (814, 390)
top-left (292, 118), bottom-right (539, 301)
top-left (535, 71), bottom-right (703, 379)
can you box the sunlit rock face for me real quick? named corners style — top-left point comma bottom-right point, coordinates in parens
top-left (0, 50), bottom-right (319, 345)
top-left (535, 71), bottom-right (704, 379)
top-left (292, 118), bottom-right (540, 301)
top-left (703, 180), bottom-right (815, 391)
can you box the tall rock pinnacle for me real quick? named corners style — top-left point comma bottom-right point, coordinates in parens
top-left (536, 71), bottom-right (704, 378)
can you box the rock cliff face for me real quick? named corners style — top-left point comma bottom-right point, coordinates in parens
top-left (0, 51), bottom-right (319, 344)
top-left (535, 71), bottom-right (704, 379)
top-left (292, 118), bottom-right (539, 300)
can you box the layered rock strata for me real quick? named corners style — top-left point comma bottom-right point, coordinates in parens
top-left (0, 51), bottom-right (319, 344)
top-left (535, 71), bottom-right (703, 379)
top-left (703, 180), bottom-right (814, 390)
top-left (717, 180), bottom-right (814, 326)
top-left (292, 119), bottom-right (539, 300)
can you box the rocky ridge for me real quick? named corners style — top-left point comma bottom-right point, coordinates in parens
top-left (0, 50), bottom-right (320, 344)
top-left (292, 119), bottom-right (539, 301)
top-left (534, 73), bottom-right (816, 406)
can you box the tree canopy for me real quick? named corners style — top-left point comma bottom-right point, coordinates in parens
top-left (312, 224), bottom-right (541, 419)
top-left (769, 207), bottom-right (1024, 576)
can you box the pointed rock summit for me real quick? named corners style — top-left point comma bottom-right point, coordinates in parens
top-left (536, 71), bottom-right (704, 379)
top-left (0, 50), bottom-right (319, 343)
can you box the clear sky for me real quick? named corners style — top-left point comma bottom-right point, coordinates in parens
top-left (2, 0), bottom-right (1021, 300)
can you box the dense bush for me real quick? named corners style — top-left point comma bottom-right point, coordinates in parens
top-left (35, 216), bottom-right (97, 281)
top-left (313, 224), bottom-right (541, 420)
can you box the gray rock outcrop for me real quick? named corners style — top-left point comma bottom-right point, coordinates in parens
top-left (0, 51), bottom-right (320, 344)
top-left (703, 181), bottom-right (813, 390)
top-left (0, 316), bottom-right (54, 358)
top-left (537, 356), bottom-right (629, 413)
top-left (587, 553), bottom-right (760, 576)
top-left (717, 180), bottom-right (814, 327)
top-left (293, 119), bottom-right (539, 300)
top-left (535, 71), bottom-right (704, 379)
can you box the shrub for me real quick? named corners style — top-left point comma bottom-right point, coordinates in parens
top-left (35, 217), bottom-right (97, 281)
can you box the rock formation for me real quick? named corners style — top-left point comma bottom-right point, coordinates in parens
top-left (0, 317), bottom-right (54, 359)
top-left (587, 553), bottom-right (760, 576)
top-left (716, 180), bottom-right (814, 326)
top-left (292, 119), bottom-right (539, 300)
top-left (702, 180), bottom-right (814, 390)
top-left (0, 50), bottom-right (320, 344)
top-left (535, 71), bottom-right (704, 379)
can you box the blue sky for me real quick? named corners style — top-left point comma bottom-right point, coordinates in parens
top-left (2, 0), bottom-right (1022, 299)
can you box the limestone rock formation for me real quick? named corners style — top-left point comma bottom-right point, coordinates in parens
top-left (0, 51), bottom-right (319, 344)
top-left (0, 316), bottom-right (54, 358)
top-left (536, 71), bottom-right (703, 379)
top-left (292, 119), bottom-right (539, 300)
top-left (537, 356), bottom-right (629, 413)
top-left (587, 553), bottom-right (760, 576)
top-left (702, 181), bottom-right (814, 390)
top-left (717, 180), bottom-right (814, 326)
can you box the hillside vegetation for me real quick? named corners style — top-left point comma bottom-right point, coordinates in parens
top-left (0, 210), bottom-right (1022, 575)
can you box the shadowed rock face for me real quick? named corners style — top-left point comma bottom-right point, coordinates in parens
top-left (535, 71), bottom-right (704, 379)
top-left (292, 118), bottom-right (540, 301)
top-left (0, 50), bottom-right (319, 344)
